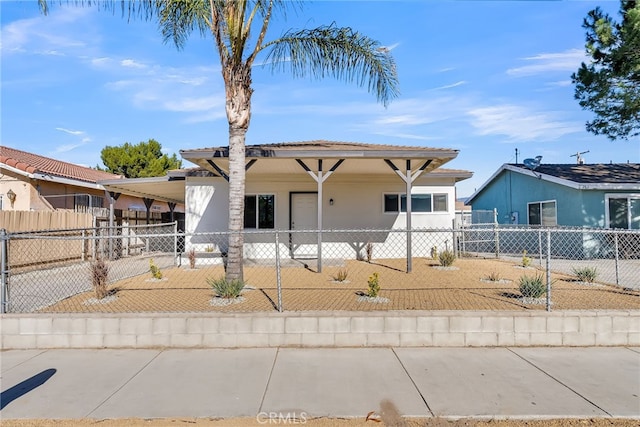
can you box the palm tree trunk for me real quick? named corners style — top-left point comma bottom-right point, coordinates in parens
top-left (224, 64), bottom-right (252, 282)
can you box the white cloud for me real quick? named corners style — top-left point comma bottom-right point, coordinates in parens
top-left (431, 81), bottom-right (467, 91)
top-left (54, 143), bottom-right (84, 153)
top-left (467, 104), bottom-right (584, 141)
top-left (55, 127), bottom-right (84, 136)
top-left (121, 59), bottom-right (146, 69)
top-left (506, 49), bottom-right (587, 77)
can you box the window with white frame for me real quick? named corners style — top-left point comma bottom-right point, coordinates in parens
top-left (383, 193), bottom-right (448, 213)
top-left (244, 194), bottom-right (275, 229)
top-left (606, 194), bottom-right (640, 230)
top-left (527, 200), bottom-right (557, 226)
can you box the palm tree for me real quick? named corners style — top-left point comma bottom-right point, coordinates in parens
top-left (38, 0), bottom-right (399, 280)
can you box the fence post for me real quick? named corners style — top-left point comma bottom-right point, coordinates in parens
top-left (275, 231), bottom-right (283, 312)
top-left (451, 219), bottom-right (457, 257)
top-left (494, 223), bottom-right (500, 258)
top-left (545, 229), bottom-right (552, 312)
top-left (173, 221), bottom-right (178, 266)
top-left (614, 232), bottom-right (620, 286)
top-left (1, 229), bottom-right (8, 314)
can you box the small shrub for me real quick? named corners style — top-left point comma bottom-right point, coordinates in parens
top-left (205, 245), bottom-right (214, 253)
top-left (207, 276), bottom-right (246, 299)
top-left (91, 258), bottom-right (109, 300)
top-left (430, 246), bottom-right (438, 260)
top-left (149, 258), bottom-right (163, 280)
top-left (519, 273), bottom-right (546, 299)
top-left (187, 248), bottom-right (197, 269)
top-left (367, 272), bottom-right (380, 298)
top-left (333, 268), bottom-right (348, 282)
top-left (365, 242), bottom-right (374, 263)
top-left (438, 250), bottom-right (456, 267)
top-left (572, 266), bottom-right (598, 283)
top-left (485, 271), bottom-right (502, 282)
top-left (521, 250), bottom-right (531, 268)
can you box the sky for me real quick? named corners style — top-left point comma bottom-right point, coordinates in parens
top-left (2, 0), bottom-right (639, 198)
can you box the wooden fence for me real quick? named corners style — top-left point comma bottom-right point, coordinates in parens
top-left (1, 210), bottom-right (93, 233)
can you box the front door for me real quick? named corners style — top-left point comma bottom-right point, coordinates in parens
top-left (290, 192), bottom-right (318, 257)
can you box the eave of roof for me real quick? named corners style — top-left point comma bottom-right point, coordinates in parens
top-left (180, 140), bottom-right (459, 160)
top-left (466, 163), bottom-right (640, 204)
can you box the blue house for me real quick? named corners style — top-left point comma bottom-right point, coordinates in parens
top-left (467, 162), bottom-right (640, 229)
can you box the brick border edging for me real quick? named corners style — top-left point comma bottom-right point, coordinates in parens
top-left (1, 310), bottom-right (639, 349)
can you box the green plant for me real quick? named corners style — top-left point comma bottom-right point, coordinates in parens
top-left (438, 250), bottom-right (456, 267)
top-left (187, 248), bottom-right (197, 269)
top-left (519, 273), bottom-right (546, 299)
top-left (367, 272), bottom-right (380, 298)
top-left (430, 246), bottom-right (438, 260)
top-left (485, 271), bottom-right (502, 282)
top-left (572, 266), bottom-right (598, 283)
top-left (365, 242), bottom-right (374, 263)
top-left (521, 250), bottom-right (531, 268)
top-left (149, 258), bottom-right (163, 280)
top-left (91, 257), bottom-right (109, 299)
top-left (333, 268), bottom-right (348, 282)
top-left (207, 276), bottom-right (246, 299)
top-left (205, 245), bottom-right (214, 253)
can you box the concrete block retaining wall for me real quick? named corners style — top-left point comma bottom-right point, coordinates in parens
top-left (1, 311), bottom-right (639, 349)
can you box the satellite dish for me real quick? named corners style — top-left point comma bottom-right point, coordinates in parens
top-left (523, 155), bottom-right (542, 170)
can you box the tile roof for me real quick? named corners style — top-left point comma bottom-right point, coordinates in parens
top-left (510, 163), bottom-right (640, 184)
top-left (0, 145), bottom-right (121, 184)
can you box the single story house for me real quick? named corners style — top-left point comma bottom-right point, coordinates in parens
top-left (465, 161), bottom-right (640, 258)
top-left (466, 162), bottom-right (640, 229)
top-left (177, 141), bottom-right (472, 268)
top-left (1, 146), bottom-right (184, 224)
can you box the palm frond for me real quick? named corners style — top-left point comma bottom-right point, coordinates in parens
top-left (263, 24), bottom-right (399, 106)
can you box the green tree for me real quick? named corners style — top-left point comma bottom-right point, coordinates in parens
top-left (572, 0), bottom-right (640, 140)
top-left (39, 1), bottom-right (398, 280)
top-left (100, 139), bottom-right (182, 178)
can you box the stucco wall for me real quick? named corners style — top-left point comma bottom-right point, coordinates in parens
top-left (183, 174), bottom-right (459, 258)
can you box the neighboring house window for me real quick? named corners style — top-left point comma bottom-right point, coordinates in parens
top-left (74, 194), bottom-right (104, 209)
top-left (244, 194), bottom-right (275, 229)
top-left (527, 200), bottom-right (557, 226)
top-left (383, 193), bottom-right (448, 213)
top-left (606, 194), bottom-right (640, 230)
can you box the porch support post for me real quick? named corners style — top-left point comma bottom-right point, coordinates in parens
top-left (317, 159), bottom-right (323, 273)
top-left (295, 159), bottom-right (345, 273)
top-left (406, 160), bottom-right (413, 273)
top-left (143, 198), bottom-right (155, 225)
top-left (384, 159), bottom-right (432, 273)
top-left (107, 191), bottom-right (121, 260)
top-left (168, 202), bottom-right (176, 223)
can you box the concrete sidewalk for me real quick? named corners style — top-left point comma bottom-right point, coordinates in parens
top-left (1, 347), bottom-right (639, 420)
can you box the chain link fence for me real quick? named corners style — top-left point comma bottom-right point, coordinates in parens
top-left (1, 224), bottom-right (638, 313)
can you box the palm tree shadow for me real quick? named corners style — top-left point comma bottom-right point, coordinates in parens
top-left (1, 368), bottom-right (56, 410)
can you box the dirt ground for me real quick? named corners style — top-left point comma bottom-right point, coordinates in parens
top-left (3, 417), bottom-right (639, 427)
top-left (41, 257), bottom-right (640, 313)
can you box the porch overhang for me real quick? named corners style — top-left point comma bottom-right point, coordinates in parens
top-left (180, 140), bottom-right (461, 177)
top-left (98, 176), bottom-right (186, 205)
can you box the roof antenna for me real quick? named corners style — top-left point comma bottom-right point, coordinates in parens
top-left (570, 150), bottom-right (589, 165)
top-left (515, 148), bottom-right (519, 165)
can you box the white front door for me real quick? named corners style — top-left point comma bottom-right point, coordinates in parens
top-left (291, 193), bottom-right (318, 257)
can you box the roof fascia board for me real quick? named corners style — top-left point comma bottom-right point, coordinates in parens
top-left (580, 183), bottom-right (640, 190)
top-left (181, 148), bottom-right (459, 160)
top-left (466, 164), bottom-right (509, 204)
top-left (2, 162), bottom-right (103, 190)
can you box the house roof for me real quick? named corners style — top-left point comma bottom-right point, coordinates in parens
top-left (181, 140), bottom-right (459, 159)
top-left (180, 140), bottom-right (465, 178)
top-left (0, 145), bottom-right (120, 184)
top-left (510, 163), bottom-right (640, 184)
top-left (467, 162), bottom-right (640, 204)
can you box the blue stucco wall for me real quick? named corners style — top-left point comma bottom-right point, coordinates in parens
top-left (470, 169), bottom-right (637, 228)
